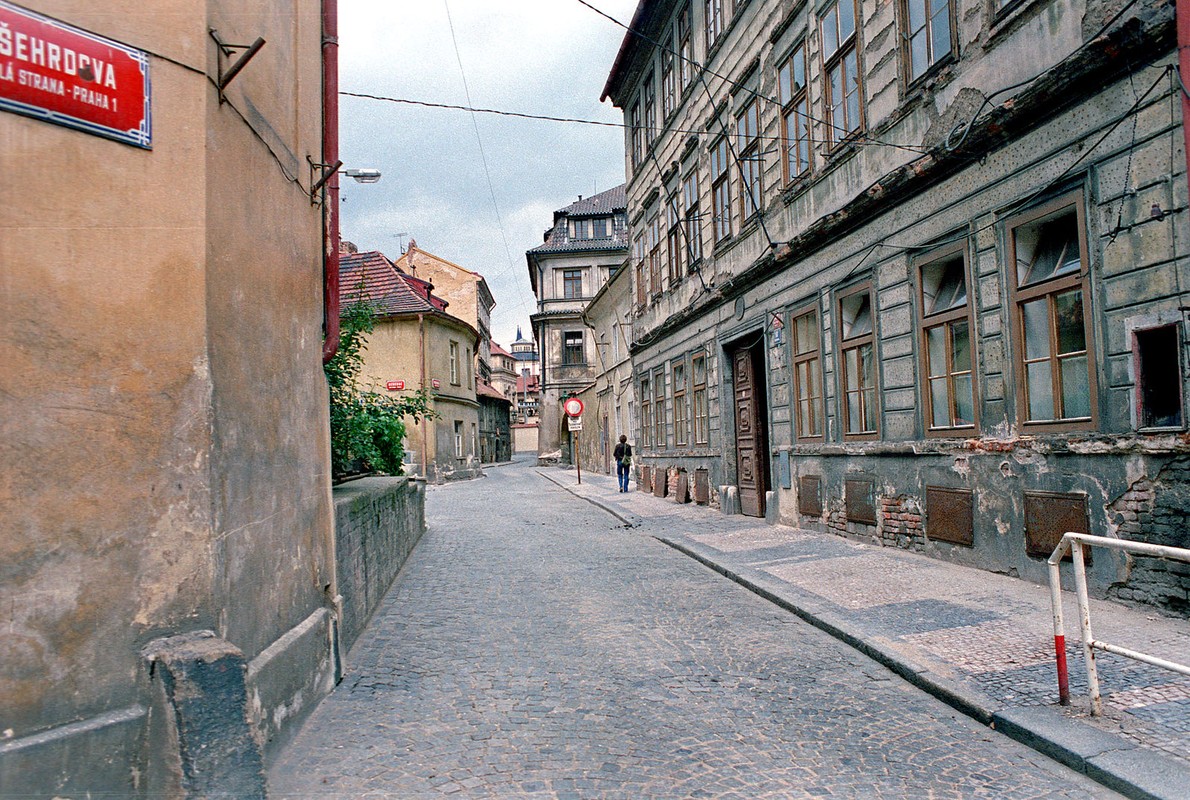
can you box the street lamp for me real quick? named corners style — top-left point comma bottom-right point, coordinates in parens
top-left (342, 168), bottom-right (382, 184)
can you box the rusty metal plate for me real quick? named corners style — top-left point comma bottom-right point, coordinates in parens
top-left (676, 470), bottom-right (691, 503)
top-left (926, 486), bottom-right (974, 546)
top-left (799, 475), bottom-right (822, 517)
top-left (639, 465), bottom-right (651, 492)
top-left (654, 468), bottom-right (668, 497)
top-left (1024, 491), bottom-right (1089, 561)
top-left (693, 468), bottom-right (710, 505)
top-left (845, 478), bottom-right (876, 525)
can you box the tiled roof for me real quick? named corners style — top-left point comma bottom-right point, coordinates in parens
top-left (339, 250), bottom-right (449, 318)
top-left (560, 184), bottom-right (626, 217)
top-left (527, 184), bottom-right (630, 257)
top-left (490, 341), bottom-right (513, 358)
top-left (476, 382), bottom-right (510, 402)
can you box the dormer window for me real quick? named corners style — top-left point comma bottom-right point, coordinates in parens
top-left (569, 217), bottom-right (611, 241)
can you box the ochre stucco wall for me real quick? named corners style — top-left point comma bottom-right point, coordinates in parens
top-left (0, 0), bottom-right (336, 791)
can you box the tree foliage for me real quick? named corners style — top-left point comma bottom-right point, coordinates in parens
top-left (325, 299), bottom-right (435, 479)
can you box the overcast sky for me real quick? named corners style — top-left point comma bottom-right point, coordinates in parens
top-left (339, 0), bottom-right (639, 348)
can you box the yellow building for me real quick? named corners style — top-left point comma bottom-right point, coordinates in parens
top-left (1, 0), bottom-right (339, 793)
top-left (340, 249), bottom-right (482, 481)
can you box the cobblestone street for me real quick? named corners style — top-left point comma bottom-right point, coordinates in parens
top-left (269, 461), bottom-right (1120, 798)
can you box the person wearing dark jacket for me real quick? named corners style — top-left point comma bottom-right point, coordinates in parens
top-left (613, 434), bottom-right (632, 492)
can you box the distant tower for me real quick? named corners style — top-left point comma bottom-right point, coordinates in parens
top-left (510, 325), bottom-right (540, 380)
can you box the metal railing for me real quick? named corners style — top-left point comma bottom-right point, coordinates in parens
top-left (1047, 532), bottom-right (1190, 715)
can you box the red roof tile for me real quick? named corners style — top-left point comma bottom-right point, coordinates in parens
top-left (339, 250), bottom-right (449, 317)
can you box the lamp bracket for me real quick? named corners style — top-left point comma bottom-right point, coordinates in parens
top-left (308, 157), bottom-right (343, 205)
top-left (209, 29), bottom-right (267, 102)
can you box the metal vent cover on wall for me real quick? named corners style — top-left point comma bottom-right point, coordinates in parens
top-left (799, 475), bottom-right (822, 516)
top-left (926, 486), bottom-right (974, 546)
top-left (845, 478), bottom-right (876, 525)
top-left (1024, 490), bottom-right (1090, 561)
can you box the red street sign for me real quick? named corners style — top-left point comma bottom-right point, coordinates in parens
top-left (431, 379), bottom-right (441, 389)
top-left (0, 2), bottom-right (152, 149)
top-left (563, 397), bottom-right (584, 417)
top-left (386, 380), bottom-right (404, 391)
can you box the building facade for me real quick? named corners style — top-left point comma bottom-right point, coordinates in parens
top-left (1, 1), bottom-right (341, 793)
top-left (340, 250), bottom-right (482, 482)
top-left (604, 0), bottom-right (1189, 611)
top-left (400, 241), bottom-right (497, 384)
top-left (527, 186), bottom-right (630, 461)
top-left (574, 261), bottom-right (636, 475)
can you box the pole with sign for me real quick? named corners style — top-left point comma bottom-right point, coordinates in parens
top-left (563, 396), bottom-right (584, 485)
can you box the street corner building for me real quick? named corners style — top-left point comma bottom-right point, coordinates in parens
top-left (1, 1), bottom-right (345, 796)
top-left (602, 0), bottom-right (1190, 613)
top-left (527, 185), bottom-right (631, 463)
top-left (339, 247), bottom-right (485, 482)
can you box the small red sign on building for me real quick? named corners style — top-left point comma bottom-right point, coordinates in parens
top-left (0, 2), bottom-right (152, 148)
top-left (431, 379), bottom-right (441, 389)
top-left (385, 380), bottom-right (405, 392)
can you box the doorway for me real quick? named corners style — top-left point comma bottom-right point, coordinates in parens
top-left (731, 340), bottom-right (770, 517)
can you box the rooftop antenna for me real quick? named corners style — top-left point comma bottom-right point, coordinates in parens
top-left (392, 232), bottom-right (409, 253)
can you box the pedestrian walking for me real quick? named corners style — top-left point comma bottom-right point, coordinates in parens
top-left (613, 434), bottom-right (632, 492)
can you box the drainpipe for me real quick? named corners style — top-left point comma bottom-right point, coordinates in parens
top-left (419, 313), bottom-right (429, 478)
top-left (320, 0), bottom-right (341, 365)
top-left (1180, 0), bottom-right (1190, 200)
top-left (319, 0), bottom-right (344, 682)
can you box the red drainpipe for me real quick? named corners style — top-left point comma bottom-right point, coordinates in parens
top-left (321, 0), bottom-right (341, 364)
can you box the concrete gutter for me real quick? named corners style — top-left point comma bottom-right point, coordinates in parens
top-left (535, 468), bottom-right (641, 528)
top-left (658, 533), bottom-right (1190, 800)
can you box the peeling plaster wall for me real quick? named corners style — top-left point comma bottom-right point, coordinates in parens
top-left (612, 0), bottom-right (1189, 612)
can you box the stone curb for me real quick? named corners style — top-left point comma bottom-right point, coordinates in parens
top-left (534, 469), bottom-right (641, 528)
top-left (657, 534), bottom-right (1190, 800)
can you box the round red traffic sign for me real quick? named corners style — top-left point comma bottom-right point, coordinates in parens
top-left (563, 397), bottom-right (584, 417)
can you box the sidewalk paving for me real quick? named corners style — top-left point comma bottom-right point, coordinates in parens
top-left (539, 466), bottom-right (1190, 800)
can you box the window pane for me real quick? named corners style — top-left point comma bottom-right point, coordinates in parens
top-left (931, 1), bottom-right (951, 61)
top-left (841, 292), bottom-right (872, 338)
top-left (838, 0), bottom-right (855, 40)
top-left (951, 320), bottom-right (971, 372)
top-left (1018, 212), bottom-right (1080, 285)
top-left (953, 374), bottom-right (974, 426)
top-left (1054, 290), bottom-right (1085, 355)
top-left (862, 388), bottom-right (878, 431)
top-left (778, 61), bottom-right (791, 106)
top-left (1026, 361), bottom-right (1054, 420)
top-left (910, 31), bottom-right (928, 80)
top-left (1060, 355), bottom-right (1091, 418)
top-left (795, 313), bottom-right (818, 353)
top-left (792, 45), bottom-right (805, 89)
top-left (929, 378), bottom-right (949, 428)
top-left (844, 51), bottom-right (860, 133)
top-left (822, 7), bottom-right (839, 57)
top-left (847, 392), bottom-right (862, 433)
top-left (1022, 299), bottom-right (1051, 360)
top-left (859, 343), bottom-right (874, 390)
top-left (927, 325), bottom-right (946, 377)
top-left (845, 347), bottom-right (859, 388)
top-left (908, 0), bottom-right (925, 31)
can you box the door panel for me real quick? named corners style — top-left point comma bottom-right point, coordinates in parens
top-left (733, 345), bottom-right (767, 517)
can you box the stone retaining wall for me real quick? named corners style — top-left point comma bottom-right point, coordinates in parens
top-left (333, 477), bottom-right (426, 654)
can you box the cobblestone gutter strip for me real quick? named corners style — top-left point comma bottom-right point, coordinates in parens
top-left (658, 533), bottom-right (1190, 800)
top-left (535, 469), bottom-right (642, 528)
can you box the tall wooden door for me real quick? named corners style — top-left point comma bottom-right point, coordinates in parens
top-left (733, 344), bottom-right (768, 517)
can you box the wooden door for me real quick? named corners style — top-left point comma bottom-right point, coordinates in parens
top-left (733, 345), bottom-right (768, 517)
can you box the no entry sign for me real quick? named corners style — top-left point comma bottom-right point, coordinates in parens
top-left (0, 1), bottom-right (152, 148)
top-left (563, 397), bottom-right (584, 417)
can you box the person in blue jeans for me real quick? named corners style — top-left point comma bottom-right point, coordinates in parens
top-left (613, 434), bottom-right (632, 492)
